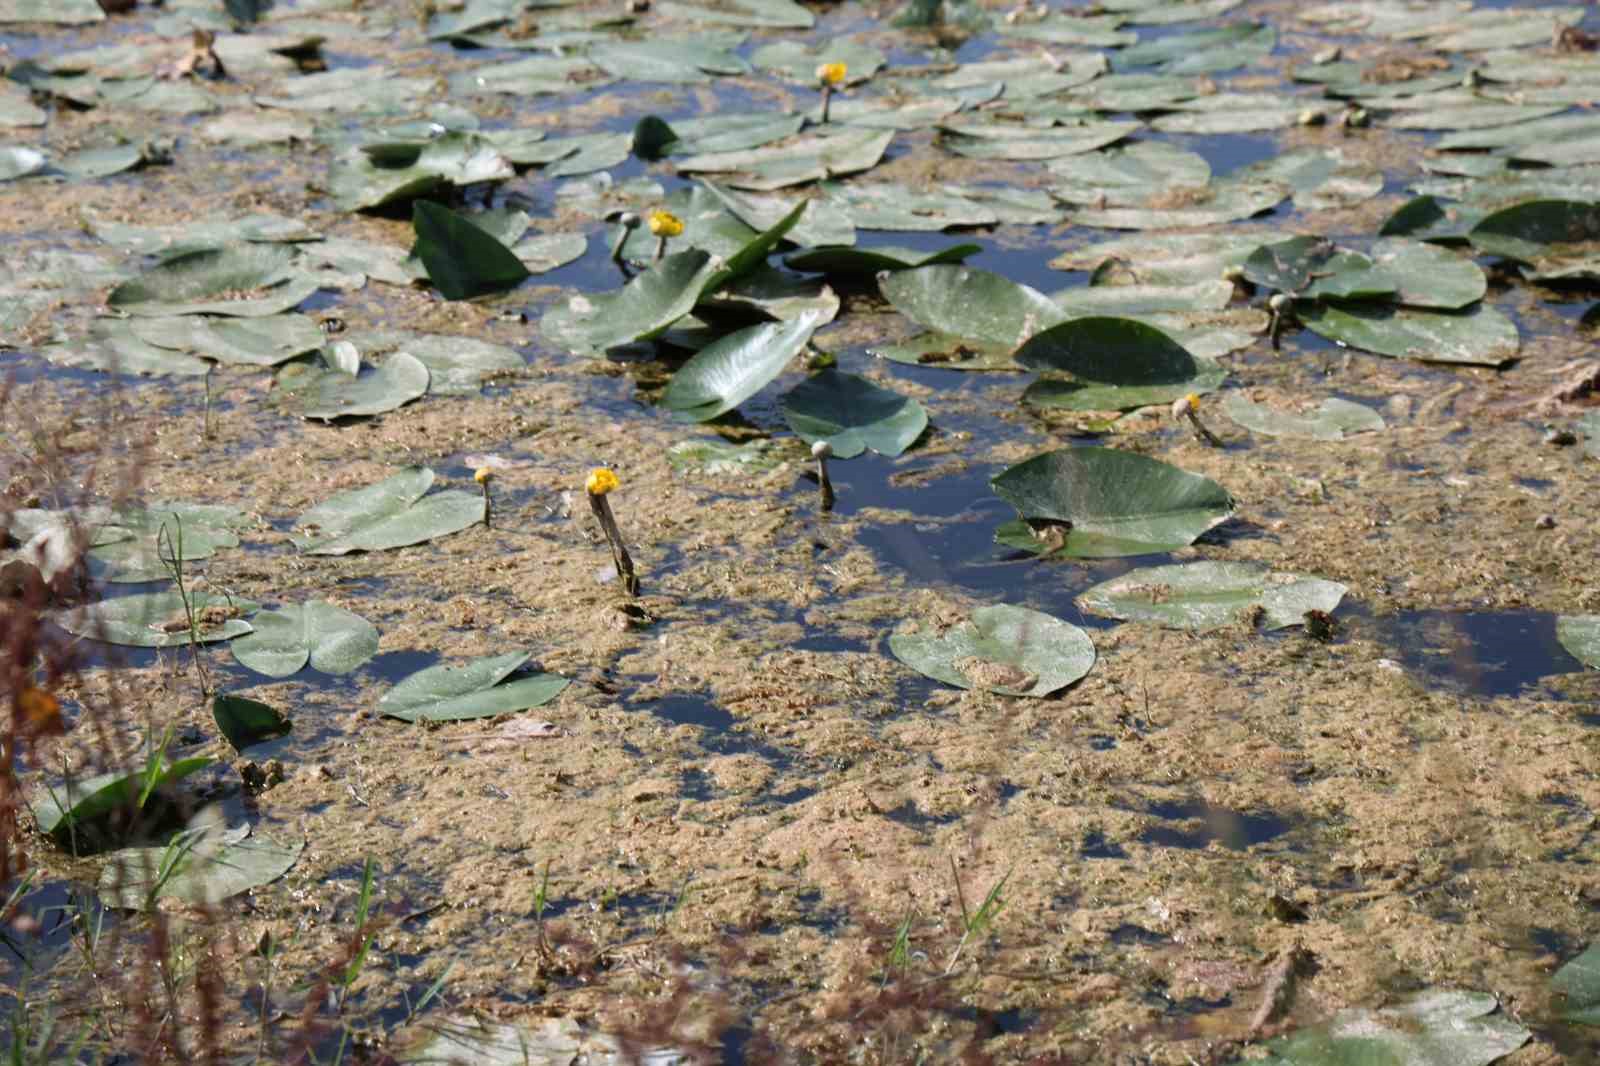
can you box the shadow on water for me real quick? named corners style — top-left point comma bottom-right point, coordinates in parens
top-left (1351, 607), bottom-right (1587, 698)
top-left (1138, 798), bottom-right (1292, 852)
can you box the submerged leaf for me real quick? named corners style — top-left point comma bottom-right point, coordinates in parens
top-left (1556, 616), bottom-right (1600, 670)
top-left (1079, 560), bottom-right (1346, 631)
top-left (1222, 394), bottom-right (1384, 441)
top-left (889, 604), bottom-right (1094, 697)
top-left (99, 820), bottom-right (302, 909)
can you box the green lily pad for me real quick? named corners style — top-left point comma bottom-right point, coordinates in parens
top-left (991, 447), bottom-right (1234, 558)
top-left (1050, 232), bottom-right (1264, 285)
top-left (1150, 93), bottom-right (1326, 134)
top-left (1235, 148), bottom-right (1382, 212)
top-left (1297, 303), bottom-right (1519, 368)
top-left (56, 143), bottom-right (148, 180)
top-left (411, 201), bottom-right (532, 301)
top-left (819, 182), bottom-right (998, 231)
top-left (701, 180), bottom-right (855, 248)
top-left (0, 0), bottom-right (104, 24)
top-left (98, 819), bottom-right (303, 909)
top-left (277, 351), bottom-right (431, 421)
top-left (938, 120), bottom-right (1140, 161)
top-left (109, 243), bottom-right (295, 309)
top-left (327, 134), bottom-right (514, 213)
top-left (1079, 560), bottom-right (1346, 632)
top-left (786, 243), bottom-right (980, 276)
top-left (1554, 943), bottom-right (1600, 1025)
top-left (1114, 22), bottom-right (1275, 75)
top-left (1369, 237), bottom-right (1486, 310)
top-left (888, 604), bottom-right (1095, 698)
top-left (1468, 200), bottom-right (1600, 268)
top-left (540, 250), bottom-right (718, 355)
top-left (880, 265), bottom-right (1065, 348)
top-left (871, 332), bottom-right (1021, 372)
top-left (1053, 280), bottom-right (1232, 316)
top-left (659, 0), bottom-right (813, 28)
top-left (666, 437), bottom-right (795, 477)
top-left (749, 40), bottom-right (885, 83)
top-left (293, 466), bottom-right (485, 556)
top-left (1071, 179), bottom-right (1287, 230)
top-left (1222, 394), bottom-right (1384, 440)
top-left (587, 37), bottom-right (748, 84)
top-left (1556, 616), bottom-right (1600, 670)
top-left (87, 502), bottom-right (252, 582)
top-left (343, 330), bottom-right (526, 395)
top-left (1252, 989), bottom-right (1528, 1066)
top-left (1379, 195), bottom-right (1481, 244)
top-left (379, 652), bottom-right (569, 723)
top-left (1017, 317), bottom-right (1225, 412)
top-left (85, 212), bottom-right (319, 255)
top-left (1048, 141), bottom-right (1211, 207)
top-left (58, 589), bottom-right (258, 648)
top-left (661, 310), bottom-right (826, 421)
top-left (230, 601), bottom-right (379, 678)
top-left (32, 759), bottom-right (211, 847)
top-left (124, 314), bottom-right (324, 368)
top-left (212, 695), bottom-right (292, 751)
top-left (780, 370), bottom-right (927, 458)
top-left (674, 127), bottom-right (893, 191)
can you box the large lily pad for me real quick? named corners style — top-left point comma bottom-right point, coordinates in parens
top-left (1253, 989), bottom-right (1528, 1066)
top-left (1556, 616), bottom-right (1600, 670)
top-left (1222, 394), bottom-right (1383, 440)
top-left (293, 467), bottom-right (485, 556)
top-left (58, 590), bottom-right (257, 648)
top-left (1016, 317), bottom-right (1225, 412)
top-left (1297, 303), bottom-right (1519, 368)
top-left (98, 819), bottom-right (302, 909)
top-left (888, 604), bottom-right (1094, 698)
top-left (1070, 179), bottom-right (1287, 230)
top-left (82, 502), bottom-right (251, 583)
top-left (991, 447), bottom-right (1234, 558)
top-left (1080, 560), bottom-right (1346, 631)
top-left (540, 250), bottom-right (718, 355)
top-left (880, 266), bottom-right (1065, 348)
top-left (1050, 232), bottom-right (1264, 285)
top-left (1468, 200), bottom-right (1600, 270)
top-left (1369, 237), bottom-right (1485, 309)
top-left (343, 331), bottom-right (525, 395)
top-left (327, 134), bottom-right (515, 213)
top-left (278, 351), bottom-right (431, 421)
top-left (109, 243), bottom-right (296, 311)
top-left (230, 601), bottom-right (379, 678)
top-left (1048, 141), bottom-right (1211, 207)
top-left (411, 201), bottom-right (531, 301)
top-left (673, 127), bottom-right (893, 191)
top-left (125, 314), bottom-right (325, 368)
top-left (660, 310), bottom-right (826, 421)
top-left (780, 370), bottom-right (927, 458)
top-left (379, 652), bottom-right (570, 723)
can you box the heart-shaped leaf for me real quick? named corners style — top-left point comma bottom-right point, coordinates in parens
top-left (540, 250), bottom-right (717, 355)
top-left (1016, 316), bottom-right (1225, 412)
top-left (780, 370), bottom-right (927, 458)
top-left (1222, 394), bottom-right (1384, 441)
top-left (889, 604), bottom-right (1094, 697)
top-left (293, 467), bottom-right (484, 556)
top-left (880, 265), bottom-right (1065, 348)
top-left (379, 652), bottom-right (569, 723)
top-left (58, 590), bottom-right (258, 648)
top-left (230, 601), bottom-right (379, 677)
top-left (661, 310), bottom-right (825, 421)
top-left (1297, 303), bottom-right (1518, 367)
top-left (279, 351), bottom-right (431, 421)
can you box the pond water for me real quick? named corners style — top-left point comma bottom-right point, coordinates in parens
top-left (3, 0), bottom-right (1600, 1062)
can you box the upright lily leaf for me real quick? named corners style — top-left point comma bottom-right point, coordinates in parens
top-left (99, 821), bottom-right (303, 909)
top-left (660, 310), bottom-right (825, 421)
top-left (780, 370), bottom-right (927, 458)
top-left (1079, 560), bottom-right (1346, 631)
top-left (411, 202), bottom-right (531, 301)
top-left (1556, 616), bottom-right (1600, 670)
top-left (1253, 989), bottom-right (1527, 1066)
top-left (293, 467), bottom-right (484, 556)
top-left (279, 351), bottom-right (431, 421)
top-left (379, 652), bottom-right (569, 723)
top-left (881, 266), bottom-right (1065, 348)
top-left (540, 250), bottom-right (717, 354)
top-left (1468, 200), bottom-right (1600, 268)
top-left (58, 590), bottom-right (258, 648)
top-left (1297, 303), bottom-right (1518, 367)
top-left (1222, 394), bottom-right (1384, 441)
top-left (212, 695), bottom-right (292, 751)
top-left (703, 200), bottom-right (807, 294)
top-left (1016, 316), bottom-right (1223, 411)
top-left (230, 601), bottom-right (379, 678)
top-left (888, 604), bottom-right (1094, 698)
top-left (31, 759), bottom-right (211, 845)
top-left (991, 447), bottom-right (1234, 558)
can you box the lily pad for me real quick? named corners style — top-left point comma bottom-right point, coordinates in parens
top-left (58, 590), bottom-right (257, 648)
top-left (1297, 303), bottom-right (1519, 368)
top-left (212, 695), bottom-right (292, 751)
top-left (230, 601), bottom-right (379, 678)
top-left (1369, 237), bottom-right (1486, 309)
top-left (343, 331), bottom-right (525, 395)
top-left (108, 243), bottom-right (296, 311)
top-left (86, 502), bottom-right (252, 583)
top-left (889, 604), bottom-right (1094, 698)
top-left (880, 266), bottom-right (1065, 348)
top-left (293, 467), bottom-right (485, 556)
top-left (1079, 560), bottom-right (1346, 631)
top-left (411, 201), bottom-right (531, 301)
top-left (1253, 989), bottom-right (1528, 1066)
top-left (1050, 232), bottom-right (1264, 285)
top-left (1149, 93), bottom-right (1324, 134)
top-left (1071, 179), bottom-right (1287, 230)
top-left (98, 819), bottom-right (303, 909)
top-left (379, 652), bottom-right (570, 723)
top-left (872, 332), bottom-right (1021, 372)
top-left (1556, 616), bottom-right (1600, 670)
top-left (32, 759), bottom-right (211, 847)
top-left (1222, 394), bottom-right (1383, 440)
top-left (1048, 141), bottom-right (1211, 207)
top-left (661, 310), bottom-right (826, 421)
top-left (1017, 317), bottom-right (1226, 412)
top-left (674, 127), bottom-right (893, 191)
top-left (328, 134), bottom-right (514, 213)
top-left (991, 447), bottom-right (1234, 558)
top-left (780, 370), bottom-right (927, 458)
top-left (278, 351), bottom-right (431, 421)
top-left (1468, 200), bottom-right (1600, 266)
top-left (938, 120), bottom-right (1139, 162)
top-left (701, 180), bottom-right (854, 248)
top-left (666, 437), bottom-right (794, 476)
top-left (1235, 148), bottom-right (1382, 212)
top-left (540, 250), bottom-right (718, 355)
top-left (125, 314), bottom-right (325, 368)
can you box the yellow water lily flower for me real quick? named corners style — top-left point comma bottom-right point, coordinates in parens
top-left (586, 467), bottom-right (620, 496)
top-left (647, 210), bottom-right (684, 238)
top-left (816, 61), bottom-right (848, 86)
top-left (474, 466), bottom-right (494, 484)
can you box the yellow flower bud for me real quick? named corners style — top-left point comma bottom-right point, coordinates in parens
top-left (586, 467), bottom-right (620, 496)
top-left (474, 467), bottom-right (493, 484)
top-left (816, 61), bottom-right (847, 86)
top-left (647, 210), bottom-right (684, 238)
top-left (1184, 393), bottom-right (1200, 411)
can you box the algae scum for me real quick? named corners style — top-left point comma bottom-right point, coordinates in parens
top-left (4, 0), bottom-right (1600, 1061)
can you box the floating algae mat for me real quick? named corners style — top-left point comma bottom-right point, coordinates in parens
top-left (4, 0), bottom-right (1600, 1061)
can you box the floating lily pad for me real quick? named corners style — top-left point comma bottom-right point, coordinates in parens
top-left (230, 601), bottom-right (379, 678)
top-left (1048, 141), bottom-right (1211, 207)
top-left (379, 652), bottom-right (569, 723)
top-left (991, 447), bottom-right (1234, 558)
top-left (32, 759), bottom-right (211, 848)
top-left (109, 243), bottom-right (294, 309)
top-left (87, 502), bottom-right (251, 582)
top-left (701, 180), bottom-right (854, 248)
top-left (99, 819), bottom-right (303, 910)
top-left (541, 250), bottom-right (718, 355)
top-left (1149, 93), bottom-right (1324, 134)
top-left (889, 604), bottom-right (1094, 697)
top-left (1114, 22), bottom-right (1275, 75)
top-left (293, 467), bottom-right (484, 556)
top-left (1050, 232), bottom-right (1264, 284)
top-left (1222, 394), bottom-right (1383, 440)
top-left (666, 437), bottom-right (794, 477)
top-left (1369, 237), bottom-right (1485, 309)
top-left (1253, 989), bottom-right (1528, 1066)
top-left (674, 127), bottom-right (892, 191)
top-left (411, 201), bottom-right (531, 301)
top-left (661, 310), bottom-right (826, 421)
top-left (58, 589), bottom-right (258, 648)
top-left (871, 332), bottom-right (1021, 372)
top-left (1079, 560), bottom-right (1346, 631)
top-left (938, 120), bottom-right (1139, 161)
top-left (1071, 179), bottom-right (1286, 230)
top-left (328, 134), bottom-right (514, 213)
top-left (0, 0), bottom-right (104, 24)
top-left (780, 370), bottom-right (926, 458)
top-left (278, 351), bottom-right (431, 421)
top-left (1556, 616), bottom-right (1600, 670)
top-left (1235, 148), bottom-right (1382, 212)
top-left (1297, 303), bottom-right (1518, 367)
top-left (1468, 200), bottom-right (1600, 269)
top-left (125, 314), bottom-right (325, 368)
top-left (750, 40), bottom-right (884, 83)
top-left (206, 700), bottom-right (289, 763)
top-left (880, 266), bottom-right (1064, 348)
top-left (343, 331), bottom-right (525, 395)
top-left (1017, 317), bottom-right (1225, 412)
